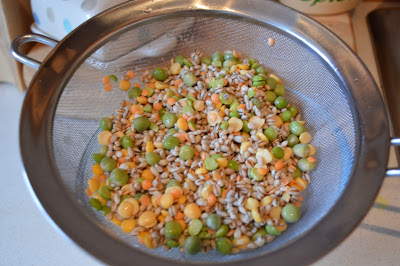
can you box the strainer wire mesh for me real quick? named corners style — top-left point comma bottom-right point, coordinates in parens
top-left (50, 13), bottom-right (356, 263)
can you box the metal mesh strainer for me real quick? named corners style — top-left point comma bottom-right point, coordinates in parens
top-left (12, 0), bottom-right (391, 265)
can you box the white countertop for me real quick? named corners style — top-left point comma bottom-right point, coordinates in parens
top-left (0, 84), bottom-right (101, 265)
top-left (1, 3), bottom-right (400, 265)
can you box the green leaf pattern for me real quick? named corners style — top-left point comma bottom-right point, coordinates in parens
top-left (300, 0), bottom-right (346, 7)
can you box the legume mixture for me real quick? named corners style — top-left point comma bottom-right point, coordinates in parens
top-left (87, 50), bottom-right (317, 255)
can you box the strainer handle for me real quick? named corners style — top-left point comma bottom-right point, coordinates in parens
top-left (11, 33), bottom-right (58, 69)
top-left (386, 138), bottom-right (400, 177)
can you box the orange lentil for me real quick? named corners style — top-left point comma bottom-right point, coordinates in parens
top-left (98, 174), bottom-right (107, 181)
top-left (238, 82), bottom-right (244, 87)
top-left (133, 83), bottom-right (141, 88)
top-left (127, 70), bottom-right (135, 79)
top-left (92, 175), bottom-right (101, 181)
top-left (174, 79), bottom-right (182, 87)
top-left (232, 132), bottom-right (241, 136)
top-left (213, 172), bottom-right (221, 180)
top-left (176, 133), bottom-right (186, 143)
top-left (208, 112), bottom-right (218, 122)
top-left (131, 106), bottom-right (141, 114)
top-left (223, 79), bottom-right (228, 86)
top-left (298, 196), bottom-right (303, 202)
top-left (121, 148), bottom-right (128, 157)
top-left (308, 156), bottom-right (316, 163)
top-left (226, 229), bottom-right (235, 237)
top-left (142, 180), bottom-right (152, 190)
top-left (275, 160), bottom-right (284, 170)
top-left (85, 188), bottom-right (92, 196)
top-left (170, 189), bottom-right (181, 199)
top-left (157, 215), bottom-right (165, 223)
top-left (137, 96), bottom-right (148, 104)
top-left (92, 164), bottom-right (104, 175)
top-left (200, 71), bottom-right (207, 75)
top-left (104, 83), bottom-right (112, 92)
top-left (144, 234), bottom-right (153, 248)
top-left (176, 220), bottom-right (187, 231)
top-left (237, 104), bottom-right (246, 110)
top-left (118, 157), bottom-right (126, 163)
top-left (182, 114), bottom-right (189, 120)
top-left (153, 113), bottom-right (160, 121)
top-left (138, 232), bottom-right (149, 244)
top-left (221, 189), bottom-right (229, 199)
top-left (258, 167), bottom-right (268, 176)
top-left (174, 211), bottom-right (184, 221)
top-left (156, 195), bottom-right (162, 206)
top-left (294, 202), bottom-right (302, 207)
top-left (167, 98), bottom-right (176, 105)
top-left (140, 195), bottom-right (151, 207)
top-left (103, 76), bottom-right (110, 84)
top-left (147, 83), bottom-right (155, 89)
top-left (150, 78), bottom-right (156, 83)
top-left (245, 80), bottom-right (250, 86)
top-left (141, 89), bottom-right (150, 97)
top-left (120, 80), bottom-right (131, 91)
top-left (211, 94), bottom-right (221, 104)
top-left (265, 84), bottom-right (271, 90)
top-left (153, 102), bottom-right (163, 111)
top-left (128, 114), bottom-right (135, 122)
top-left (207, 194), bottom-right (217, 207)
top-left (207, 228), bottom-right (217, 234)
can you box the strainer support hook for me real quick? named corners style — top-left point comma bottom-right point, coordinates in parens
top-left (11, 33), bottom-right (58, 69)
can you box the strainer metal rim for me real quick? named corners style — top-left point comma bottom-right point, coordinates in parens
top-left (19, 0), bottom-right (389, 265)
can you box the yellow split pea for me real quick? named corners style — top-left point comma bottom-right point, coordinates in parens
top-left (184, 203), bottom-right (201, 219)
top-left (138, 211), bottom-right (157, 228)
top-left (160, 193), bottom-right (174, 209)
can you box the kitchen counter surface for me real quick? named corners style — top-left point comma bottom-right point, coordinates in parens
top-left (1, 2), bottom-right (400, 265)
